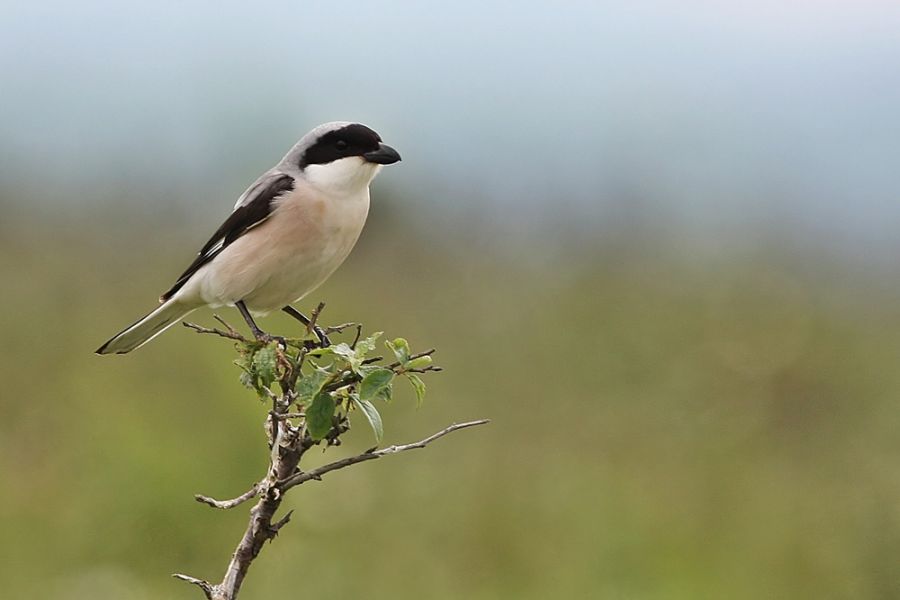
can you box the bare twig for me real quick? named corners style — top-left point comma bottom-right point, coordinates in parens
top-left (213, 314), bottom-right (242, 335)
top-left (279, 412), bottom-right (305, 419)
top-left (195, 484), bottom-right (261, 510)
top-left (182, 321), bottom-right (247, 342)
top-left (350, 323), bottom-right (363, 349)
top-left (306, 302), bottom-right (325, 338)
top-left (172, 574), bottom-right (214, 599)
top-left (271, 509), bottom-right (293, 533)
top-left (278, 419), bottom-right (490, 491)
top-left (285, 346), bottom-right (309, 391)
top-left (323, 321), bottom-right (358, 334)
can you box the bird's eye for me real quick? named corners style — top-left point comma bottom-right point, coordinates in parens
top-left (335, 140), bottom-right (348, 151)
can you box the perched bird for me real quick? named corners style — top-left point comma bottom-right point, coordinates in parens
top-left (96, 122), bottom-right (401, 355)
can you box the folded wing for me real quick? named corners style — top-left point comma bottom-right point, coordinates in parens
top-left (160, 171), bottom-right (295, 302)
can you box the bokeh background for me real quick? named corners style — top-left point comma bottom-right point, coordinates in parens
top-left (3, 2), bottom-right (900, 598)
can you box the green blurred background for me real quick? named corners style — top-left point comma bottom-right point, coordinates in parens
top-left (3, 2), bottom-right (900, 598)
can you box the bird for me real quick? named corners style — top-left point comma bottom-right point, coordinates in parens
top-left (96, 121), bottom-right (401, 355)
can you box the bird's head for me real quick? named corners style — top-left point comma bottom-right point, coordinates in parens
top-left (287, 122), bottom-right (401, 195)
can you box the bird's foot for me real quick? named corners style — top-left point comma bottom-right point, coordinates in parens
top-left (312, 326), bottom-right (331, 348)
top-left (253, 330), bottom-right (287, 349)
top-left (281, 305), bottom-right (331, 347)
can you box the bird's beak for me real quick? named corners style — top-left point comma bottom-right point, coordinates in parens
top-left (363, 143), bottom-right (402, 165)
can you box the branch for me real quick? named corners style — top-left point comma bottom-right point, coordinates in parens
top-left (172, 306), bottom-right (487, 600)
top-left (172, 574), bottom-right (214, 599)
top-left (278, 419), bottom-right (490, 492)
top-left (195, 484), bottom-right (261, 510)
top-left (305, 302), bottom-right (325, 337)
top-left (323, 349), bottom-right (440, 393)
top-left (174, 419), bottom-right (488, 600)
top-left (182, 318), bottom-right (247, 342)
top-left (322, 321), bottom-right (358, 334)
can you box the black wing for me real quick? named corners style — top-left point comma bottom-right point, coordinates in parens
top-left (160, 172), bottom-right (295, 301)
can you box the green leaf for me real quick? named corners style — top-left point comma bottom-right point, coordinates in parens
top-left (357, 364), bottom-right (382, 377)
top-left (331, 342), bottom-right (362, 372)
top-left (331, 342), bottom-right (356, 360)
top-left (234, 345), bottom-right (278, 397)
top-left (252, 346), bottom-right (278, 389)
top-left (354, 332), bottom-right (382, 357)
top-left (296, 367), bottom-right (331, 405)
top-left (239, 370), bottom-right (256, 391)
top-left (307, 392), bottom-right (335, 440)
top-left (386, 338), bottom-right (410, 364)
top-left (327, 333), bottom-right (383, 374)
top-left (406, 355), bottom-right (433, 371)
top-left (307, 346), bottom-right (336, 359)
top-left (351, 396), bottom-right (383, 443)
top-left (359, 368), bottom-right (393, 402)
top-left (406, 373), bottom-right (426, 407)
top-left (376, 383), bottom-right (393, 404)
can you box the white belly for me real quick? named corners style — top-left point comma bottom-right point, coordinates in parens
top-left (178, 185), bottom-right (370, 314)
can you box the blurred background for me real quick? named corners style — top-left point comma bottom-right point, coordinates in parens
top-left (2, 1), bottom-right (900, 598)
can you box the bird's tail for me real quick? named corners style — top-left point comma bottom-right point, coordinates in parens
top-left (96, 299), bottom-right (198, 355)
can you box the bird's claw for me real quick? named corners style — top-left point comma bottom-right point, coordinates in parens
top-left (313, 326), bottom-right (331, 348)
top-left (255, 332), bottom-right (287, 349)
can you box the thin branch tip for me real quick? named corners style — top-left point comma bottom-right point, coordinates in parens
top-left (276, 417), bottom-right (490, 492)
top-left (271, 509), bottom-right (294, 534)
top-left (182, 319), bottom-right (247, 342)
top-left (194, 484), bottom-right (260, 510)
top-left (173, 573), bottom-right (214, 597)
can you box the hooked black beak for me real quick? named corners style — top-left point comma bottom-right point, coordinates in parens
top-left (363, 143), bottom-right (401, 165)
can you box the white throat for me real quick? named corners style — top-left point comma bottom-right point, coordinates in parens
top-left (303, 157), bottom-right (382, 197)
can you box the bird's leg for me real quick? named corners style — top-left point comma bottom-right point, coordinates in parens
top-left (282, 305), bottom-right (331, 347)
top-left (236, 300), bottom-right (284, 346)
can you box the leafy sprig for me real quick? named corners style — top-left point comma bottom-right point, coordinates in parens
top-left (177, 306), bottom-right (486, 600)
top-left (224, 324), bottom-right (441, 444)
